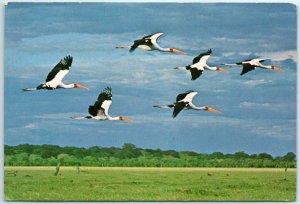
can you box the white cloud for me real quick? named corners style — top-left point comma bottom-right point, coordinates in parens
top-left (212, 89), bottom-right (226, 93)
top-left (243, 79), bottom-right (271, 86)
top-left (212, 37), bottom-right (248, 44)
top-left (239, 101), bottom-right (285, 111)
top-left (251, 124), bottom-right (295, 141)
top-left (186, 115), bottom-right (296, 141)
top-left (17, 32), bottom-right (141, 54)
top-left (222, 52), bottom-right (235, 57)
top-left (261, 50), bottom-right (297, 62)
top-left (34, 113), bottom-right (77, 120)
top-left (23, 123), bottom-right (38, 129)
top-left (133, 113), bottom-right (295, 141)
top-left (239, 52), bottom-right (252, 56)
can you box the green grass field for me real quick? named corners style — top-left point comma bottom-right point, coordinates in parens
top-left (4, 167), bottom-right (296, 201)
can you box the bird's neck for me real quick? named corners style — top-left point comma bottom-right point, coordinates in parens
top-left (108, 116), bottom-right (122, 121)
top-left (190, 104), bottom-right (206, 110)
top-left (59, 83), bottom-right (75, 89)
top-left (162, 48), bottom-right (171, 52)
top-left (109, 116), bottom-right (131, 122)
top-left (154, 43), bottom-right (169, 52)
top-left (204, 65), bottom-right (214, 70)
top-left (259, 65), bottom-right (271, 69)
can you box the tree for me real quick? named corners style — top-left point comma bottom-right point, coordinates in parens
top-left (3, 144), bottom-right (297, 168)
top-left (47, 156), bottom-right (58, 166)
top-left (233, 151), bottom-right (249, 159)
top-left (54, 162), bottom-right (61, 176)
top-left (14, 153), bottom-right (29, 166)
top-left (258, 153), bottom-right (273, 160)
top-left (82, 156), bottom-right (98, 166)
top-left (4, 155), bottom-right (14, 166)
top-left (121, 143), bottom-right (141, 158)
top-left (29, 154), bottom-right (45, 166)
top-left (4, 145), bottom-right (15, 155)
top-left (179, 152), bottom-right (197, 167)
top-left (57, 153), bottom-right (78, 165)
top-left (210, 152), bottom-right (225, 159)
top-left (283, 152), bottom-right (296, 180)
top-left (33, 145), bottom-right (60, 158)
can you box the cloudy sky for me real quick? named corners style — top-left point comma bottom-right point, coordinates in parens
top-left (4, 3), bottom-right (297, 156)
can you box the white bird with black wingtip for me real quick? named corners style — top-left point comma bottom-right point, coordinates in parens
top-left (71, 87), bottom-right (132, 122)
top-left (222, 58), bottom-right (285, 75)
top-left (174, 48), bottom-right (228, 80)
top-left (116, 32), bottom-right (187, 55)
top-left (154, 90), bottom-right (221, 118)
top-left (23, 55), bottom-right (89, 91)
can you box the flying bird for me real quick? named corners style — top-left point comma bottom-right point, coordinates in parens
top-left (71, 87), bottom-right (132, 122)
top-left (222, 58), bottom-right (285, 75)
top-left (153, 90), bottom-right (221, 118)
top-left (174, 48), bottom-right (228, 80)
top-left (22, 55), bottom-right (89, 91)
top-left (116, 32), bottom-right (187, 55)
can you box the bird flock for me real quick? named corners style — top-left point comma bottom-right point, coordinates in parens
top-left (23, 32), bottom-right (285, 121)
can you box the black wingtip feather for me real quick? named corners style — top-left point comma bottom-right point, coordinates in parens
top-left (64, 55), bottom-right (73, 67)
top-left (103, 87), bottom-right (112, 95)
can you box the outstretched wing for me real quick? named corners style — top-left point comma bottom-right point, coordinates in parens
top-left (142, 33), bottom-right (155, 39)
top-left (130, 33), bottom-right (162, 52)
top-left (172, 102), bottom-right (186, 118)
top-left (186, 67), bottom-right (203, 80)
top-left (88, 87), bottom-right (113, 116)
top-left (176, 90), bottom-right (195, 102)
top-left (240, 63), bottom-right (255, 75)
top-left (148, 32), bottom-right (163, 44)
top-left (142, 32), bottom-right (163, 40)
top-left (192, 48), bottom-right (212, 64)
top-left (45, 55), bottom-right (73, 82)
top-left (244, 58), bottom-right (254, 62)
top-left (130, 38), bottom-right (150, 52)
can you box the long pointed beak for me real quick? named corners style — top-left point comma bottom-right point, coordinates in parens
top-left (171, 48), bottom-right (187, 55)
top-left (216, 67), bottom-right (229, 73)
top-left (75, 83), bottom-right (90, 90)
top-left (205, 106), bottom-right (221, 113)
top-left (271, 66), bottom-right (285, 72)
top-left (120, 117), bottom-right (133, 122)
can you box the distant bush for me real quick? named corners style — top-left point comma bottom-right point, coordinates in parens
top-left (4, 144), bottom-right (296, 168)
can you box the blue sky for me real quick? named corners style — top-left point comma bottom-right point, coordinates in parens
top-left (4, 3), bottom-right (297, 156)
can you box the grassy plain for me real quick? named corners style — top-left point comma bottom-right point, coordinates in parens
top-left (4, 166), bottom-right (296, 201)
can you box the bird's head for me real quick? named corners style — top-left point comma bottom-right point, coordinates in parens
top-left (169, 48), bottom-right (187, 55)
top-left (271, 66), bottom-right (285, 72)
top-left (119, 116), bottom-right (133, 122)
top-left (74, 83), bottom-right (90, 90)
top-left (216, 66), bottom-right (229, 73)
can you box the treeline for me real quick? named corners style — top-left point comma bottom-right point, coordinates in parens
top-left (4, 143), bottom-right (296, 168)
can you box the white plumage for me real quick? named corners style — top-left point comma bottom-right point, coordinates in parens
top-left (154, 90), bottom-right (221, 118)
top-left (222, 58), bottom-right (285, 75)
top-left (71, 87), bottom-right (132, 122)
top-left (175, 48), bottom-right (228, 80)
top-left (116, 32), bottom-right (187, 54)
top-left (23, 55), bottom-right (89, 91)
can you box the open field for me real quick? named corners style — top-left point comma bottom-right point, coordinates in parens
top-left (4, 167), bottom-right (296, 201)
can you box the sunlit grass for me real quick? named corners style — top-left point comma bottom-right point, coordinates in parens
top-left (4, 167), bottom-right (296, 201)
